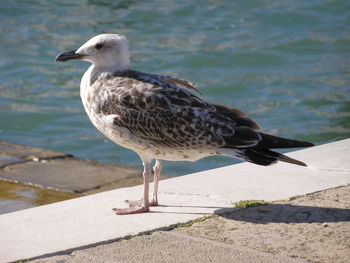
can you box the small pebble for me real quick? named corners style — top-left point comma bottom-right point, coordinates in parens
top-left (323, 223), bottom-right (328, 227)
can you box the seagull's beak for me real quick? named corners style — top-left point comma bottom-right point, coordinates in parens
top-left (55, 49), bottom-right (85, 62)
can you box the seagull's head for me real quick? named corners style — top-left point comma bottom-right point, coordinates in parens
top-left (56, 34), bottom-right (131, 71)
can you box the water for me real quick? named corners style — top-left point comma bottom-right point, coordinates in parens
top-left (0, 180), bottom-right (78, 214)
top-left (0, 0), bottom-right (349, 175)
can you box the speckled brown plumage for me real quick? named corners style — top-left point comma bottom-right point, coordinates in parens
top-left (86, 69), bottom-right (268, 160)
top-left (56, 34), bottom-right (314, 215)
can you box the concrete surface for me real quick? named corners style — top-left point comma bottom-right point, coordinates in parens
top-left (0, 157), bottom-right (142, 193)
top-left (174, 185), bottom-right (350, 263)
top-left (30, 231), bottom-right (308, 263)
top-left (0, 141), bottom-right (69, 165)
top-left (0, 140), bottom-right (143, 193)
top-left (30, 185), bottom-right (350, 263)
top-left (0, 140), bottom-right (176, 215)
top-left (158, 138), bottom-right (350, 203)
top-left (0, 139), bottom-right (349, 262)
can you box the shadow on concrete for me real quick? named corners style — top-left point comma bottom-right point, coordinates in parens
top-left (215, 204), bottom-right (350, 224)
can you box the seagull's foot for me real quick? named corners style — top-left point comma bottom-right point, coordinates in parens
top-left (150, 198), bottom-right (158, 206)
top-left (125, 199), bottom-right (142, 208)
top-left (125, 198), bottom-right (158, 207)
top-left (112, 206), bottom-right (149, 215)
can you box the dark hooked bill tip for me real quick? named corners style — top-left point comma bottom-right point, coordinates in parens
top-left (55, 49), bottom-right (84, 62)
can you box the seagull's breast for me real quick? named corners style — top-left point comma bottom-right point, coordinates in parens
top-left (79, 68), bottom-right (136, 150)
top-left (79, 68), bottom-right (222, 162)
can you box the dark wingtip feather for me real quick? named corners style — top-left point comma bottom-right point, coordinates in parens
top-left (277, 153), bottom-right (308, 167)
top-left (303, 141), bottom-right (315, 147)
top-left (258, 133), bottom-right (315, 149)
top-left (244, 148), bottom-right (308, 167)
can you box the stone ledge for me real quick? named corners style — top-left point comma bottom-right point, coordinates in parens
top-left (0, 141), bottom-right (143, 193)
top-left (0, 138), bottom-right (349, 262)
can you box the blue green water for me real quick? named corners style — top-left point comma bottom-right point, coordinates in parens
top-left (0, 0), bottom-right (349, 175)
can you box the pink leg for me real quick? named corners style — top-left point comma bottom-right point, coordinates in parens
top-left (113, 161), bottom-right (151, 215)
top-left (150, 159), bottom-right (162, 206)
top-left (125, 159), bottom-right (162, 207)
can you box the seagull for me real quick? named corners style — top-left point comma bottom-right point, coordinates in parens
top-left (56, 34), bottom-right (314, 215)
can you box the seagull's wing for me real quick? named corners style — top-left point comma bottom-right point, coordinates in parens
top-left (94, 72), bottom-right (262, 149)
top-left (159, 76), bottom-right (202, 95)
top-left (113, 69), bottom-right (202, 95)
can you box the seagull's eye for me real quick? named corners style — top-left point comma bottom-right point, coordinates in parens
top-left (95, 43), bottom-right (104, 50)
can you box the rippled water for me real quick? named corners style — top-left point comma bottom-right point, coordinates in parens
top-left (0, 0), bottom-right (349, 175)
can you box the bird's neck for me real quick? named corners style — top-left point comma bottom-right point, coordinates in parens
top-left (90, 63), bottom-right (131, 85)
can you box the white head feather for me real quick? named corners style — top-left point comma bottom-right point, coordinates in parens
top-left (76, 34), bottom-right (131, 72)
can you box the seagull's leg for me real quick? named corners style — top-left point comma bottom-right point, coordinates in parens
top-left (113, 161), bottom-right (151, 215)
top-left (150, 159), bottom-right (162, 206)
top-left (125, 159), bottom-right (162, 207)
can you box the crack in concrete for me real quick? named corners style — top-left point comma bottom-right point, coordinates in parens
top-left (0, 158), bottom-right (32, 169)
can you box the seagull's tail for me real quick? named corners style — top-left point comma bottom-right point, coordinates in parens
top-left (244, 148), bottom-right (308, 166)
top-left (257, 132), bottom-right (314, 149)
top-left (218, 133), bottom-right (314, 167)
top-left (218, 147), bottom-right (308, 167)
